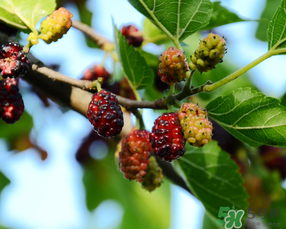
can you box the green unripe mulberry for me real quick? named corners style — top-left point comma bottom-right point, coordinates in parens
top-left (27, 32), bottom-right (39, 45)
top-left (38, 7), bottom-right (73, 44)
top-left (141, 156), bottom-right (164, 192)
top-left (189, 33), bottom-right (226, 73)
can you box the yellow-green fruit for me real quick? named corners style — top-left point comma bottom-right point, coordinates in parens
top-left (158, 47), bottom-right (189, 85)
top-left (27, 32), bottom-right (39, 45)
top-left (141, 156), bottom-right (164, 192)
top-left (39, 7), bottom-right (73, 44)
top-left (189, 33), bottom-right (226, 73)
top-left (178, 103), bottom-right (213, 148)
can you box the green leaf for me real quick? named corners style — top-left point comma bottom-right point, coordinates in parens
top-left (114, 24), bottom-right (154, 90)
top-left (202, 213), bottom-right (223, 229)
top-left (0, 171), bottom-right (10, 194)
top-left (0, 0), bottom-right (56, 33)
top-left (143, 18), bottom-right (169, 45)
top-left (268, 0), bottom-right (286, 50)
top-left (143, 18), bottom-right (164, 39)
top-left (256, 0), bottom-right (281, 41)
top-left (281, 92), bottom-right (286, 107)
top-left (76, 1), bottom-right (98, 48)
top-left (206, 88), bottom-right (286, 148)
top-left (174, 141), bottom-right (248, 225)
top-left (0, 225), bottom-right (11, 229)
top-left (202, 2), bottom-right (246, 30)
top-left (0, 111), bottom-right (33, 141)
top-left (127, 0), bottom-right (213, 42)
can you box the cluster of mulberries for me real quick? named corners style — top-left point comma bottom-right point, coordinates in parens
top-left (0, 42), bottom-right (28, 124)
top-left (38, 7), bottom-right (73, 44)
top-left (87, 33), bottom-right (220, 192)
top-left (189, 33), bottom-right (226, 72)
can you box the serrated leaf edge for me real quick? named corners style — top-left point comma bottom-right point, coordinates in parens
top-left (174, 141), bottom-right (248, 220)
top-left (207, 87), bottom-right (285, 130)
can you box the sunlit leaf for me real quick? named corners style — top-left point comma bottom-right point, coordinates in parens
top-left (174, 141), bottom-right (248, 225)
top-left (0, 111), bottom-right (33, 141)
top-left (256, 0), bottom-right (280, 41)
top-left (268, 0), bottom-right (286, 50)
top-left (114, 24), bottom-right (154, 90)
top-left (0, 0), bottom-right (56, 33)
top-left (207, 88), bottom-right (286, 147)
top-left (0, 171), bottom-right (10, 194)
top-left (128, 0), bottom-right (213, 42)
top-left (202, 2), bottom-right (247, 30)
top-left (202, 213), bottom-right (223, 229)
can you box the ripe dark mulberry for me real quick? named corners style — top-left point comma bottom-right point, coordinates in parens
top-left (0, 77), bottom-right (24, 124)
top-left (121, 25), bottom-right (143, 47)
top-left (118, 129), bottom-right (151, 182)
top-left (150, 112), bottom-right (186, 162)
top-left (0, 42), bottom-right (30, 78)
top-left (86, 89), bottom-right (123, 138)
top-left (81, 65), bottom-right (110, 89)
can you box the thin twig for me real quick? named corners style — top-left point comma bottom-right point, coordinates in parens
top-left (30, 64), bottom-right (168, 111)
top-left (72, 20), bottom-right (114, 49)
top-left (32, 64), bottom-right (93, 89)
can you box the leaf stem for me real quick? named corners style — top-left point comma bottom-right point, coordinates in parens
top-left (190, 32), bottom-right (286, 94)
top-left (271, 36), bottom-right (286, 50)
top-left (23, 41), bottom-right (32, 53)
top-left (132, 88), bottom-right (141, 102)
top-left (132, 110), bottom-right (145, 130)
top-left (173, 38), bottom-right (183, 50)
top-left (203, 50), bottom-right (273, 93)
top-left (94, 80), bottom-right (101, 92)
top-left (142, 34), bottom-right (168, 45)
top-left (137, 0), bottom-right (177, 46)
top-left (271, 47), bottom-right (286, 55)
top-left (173, 70), bottom-right (195, 100)
top-left (169, 85), bottom-right (175, 96)
top-left (100, 51), bottom-right (109, 66)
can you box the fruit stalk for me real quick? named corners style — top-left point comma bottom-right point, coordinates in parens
top-left (203, 51), bottom-right (273, 93)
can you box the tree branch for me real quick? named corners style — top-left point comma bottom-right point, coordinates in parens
top-left (24, 68), bottom-right (91, 116)
top-left (29, 64), bottom-right (168, 111)
top-left (31, 64), bottom-right (95, 89)
top-left (72, 20), bottom-right (114, 49)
